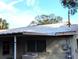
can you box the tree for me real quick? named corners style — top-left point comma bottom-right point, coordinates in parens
top-left (0, 18), bottom-right (9, 29)
top-left (61, 0), bottom-right (78, 27)
top-left (30, 14), bottom-right (62, 25)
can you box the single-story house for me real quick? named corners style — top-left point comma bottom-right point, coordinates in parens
top-left (0, 23), bottom-right (78, 59)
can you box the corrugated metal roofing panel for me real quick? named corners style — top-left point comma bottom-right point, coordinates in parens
top-left (0, 23), bottom-right (78, 36)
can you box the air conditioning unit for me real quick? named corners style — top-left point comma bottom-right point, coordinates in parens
top-left (22, 53), bottom-right (38, 59)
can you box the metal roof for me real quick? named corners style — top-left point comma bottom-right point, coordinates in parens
top-left (0, 23), bottom-right (78, 36)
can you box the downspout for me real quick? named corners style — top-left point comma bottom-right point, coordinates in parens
top-left (14, 36), bottom-right (16, 59)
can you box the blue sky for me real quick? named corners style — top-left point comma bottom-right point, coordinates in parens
top-left (0, 0), bottom-right (78, 28)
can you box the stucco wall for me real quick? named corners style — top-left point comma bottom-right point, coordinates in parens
top-left (35, 36), bottom-right (68, 59)
top-left (46, 37), bottom-right (66, 59)
top-left (37, 36), bottom-right (78, 59)
top-left (70, 35), bottom-right (78, 59)
top-left (16, 36), bottom-right (78, 59)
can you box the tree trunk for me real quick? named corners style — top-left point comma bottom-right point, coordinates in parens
top-left (68, 8), bottom-right (71, 27)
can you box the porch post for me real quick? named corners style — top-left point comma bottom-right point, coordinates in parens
top-left (14, 36), bottom-right (16, 59)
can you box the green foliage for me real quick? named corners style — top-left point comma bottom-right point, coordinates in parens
top-left (0, 18), bottom-right (9, 29)
top-left (61, 0), bottom-right (78, 15)
top-left (30, 14), bottom-right (63, 25)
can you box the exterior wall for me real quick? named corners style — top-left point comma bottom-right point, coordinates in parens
top-left (0, 38), bottom-right (14, 59)
top-left (70, 35), bottom-right (78, 59)
top-left (36, 36), bottom-right (69, 59)
top-left (0, 41), bottom-right (3, 59)
top-left (17, 38), bottom-right (26, 59)
top-left (0, 35), bottom-right (77, 59)
top-left (46, 37), bottom-right (66, 59)
top-left (16, 35), bottom-right (78, 59)
top-left (45, 36), bottom-right (77, 59)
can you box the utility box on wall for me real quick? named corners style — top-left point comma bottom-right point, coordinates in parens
top-left (22, 53), bottom-right (38, 59)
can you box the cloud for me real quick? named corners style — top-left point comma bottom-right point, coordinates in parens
top-left (26, 0), bottom-right (42, 15)
top-left (0, 1), bottom-right (8, 11)
top-left (9, 0), bottom-right (23, 6)
top-left (26, 0), bottom-right (36, 7)
top-left (0, 0), bottom-right (37, 28)
top-left (0, 0), bottom-right (23, 13)
top-left (0, 11), bottom-right (35, 29)
top-left (9, 12), bottom-right (35, 28)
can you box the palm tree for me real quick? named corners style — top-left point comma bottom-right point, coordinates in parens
top-left (61, 0), bottom-right (78, 27)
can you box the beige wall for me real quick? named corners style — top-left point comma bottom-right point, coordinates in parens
top-left (46, 37), bottom-right (66, 59)
top-left (45, 36), bottom-right (77, 59)
top-left (17, 36), bottom-right (78, 59)
top-left (70, 35), bottom-right (78, 59)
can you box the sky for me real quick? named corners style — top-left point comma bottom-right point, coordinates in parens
top-left (0, 0), bottom-right (78, 29)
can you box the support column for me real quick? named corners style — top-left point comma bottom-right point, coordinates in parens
top-left (14, 36), bottom-right (16, 59)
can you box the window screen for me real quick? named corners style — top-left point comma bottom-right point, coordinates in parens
top-left (27, 40), bottom-right (46, 52)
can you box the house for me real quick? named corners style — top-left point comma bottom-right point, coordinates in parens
top-left (0, 23), bottom-right (78, 59)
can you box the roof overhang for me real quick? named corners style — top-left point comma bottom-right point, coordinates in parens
top-left (55, 31), bottom-right (77, 36)
top-left (22, 31), bottom-right (77, 36)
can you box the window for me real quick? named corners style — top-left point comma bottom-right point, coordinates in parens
top-left (27, 40), bottom-right (46, 52)
top-left (3, 41), bottom-right (10, 55)
top-left (37, 40), bottom-right (46, 52)
top-left (27, 40), bottom-right (36, 52)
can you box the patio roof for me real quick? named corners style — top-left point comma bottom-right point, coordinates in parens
top-left (0, 23), bottom-right (78, 36)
